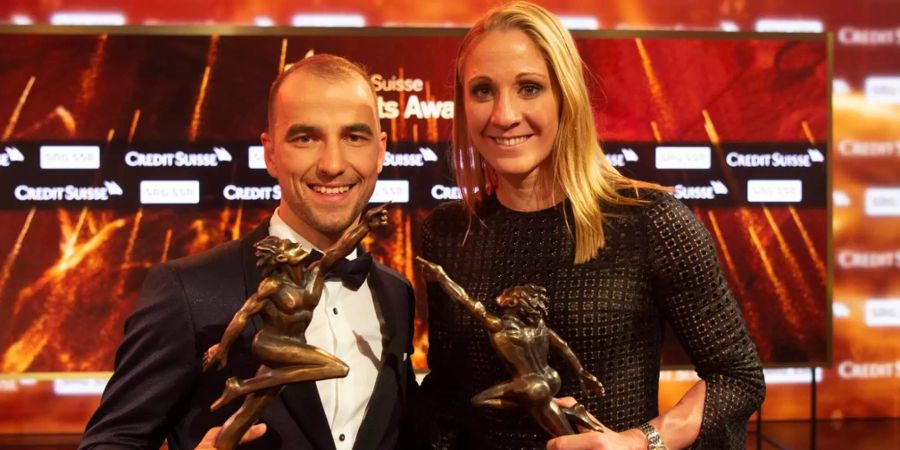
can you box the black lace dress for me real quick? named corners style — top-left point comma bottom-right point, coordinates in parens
top-left (419, 190), bottom-right (765, 449)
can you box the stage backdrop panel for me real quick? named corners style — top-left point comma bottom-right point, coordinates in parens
top-left (0, 27), bottom-right (828, 431)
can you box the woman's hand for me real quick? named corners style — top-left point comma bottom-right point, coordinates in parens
top-left (546, 428), bottom-right (647, 450)
top-left (547, 397), bottom-right (647, 450)
top-left (195, 423), bottom-right (267, 449)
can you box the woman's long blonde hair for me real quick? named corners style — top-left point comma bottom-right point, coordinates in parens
top-left (452, 1), bottom-right (666, 264)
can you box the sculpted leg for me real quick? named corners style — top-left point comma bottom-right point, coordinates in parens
top-left (561, 403), bottom-right (605, 432)
top-left (230, 358), bottom-right (348, 397)
top-left (214, 386), bottom-right (279, 450)
top-left (531, 402), bottom-right (575, 437)
top-left (211, 375), bottom-right (251, 411)
top-left (470, 380), bottom-right (523, 409)
top-left (212, 344), bottom-right (349, 410)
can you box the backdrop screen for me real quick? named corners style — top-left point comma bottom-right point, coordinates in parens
top-left (0, 28), bottom-right (828, 430)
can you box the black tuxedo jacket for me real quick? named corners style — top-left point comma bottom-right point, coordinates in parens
top-left (80, 219), bottom-right (417, 450)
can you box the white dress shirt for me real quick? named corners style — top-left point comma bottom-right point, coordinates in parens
top-left (269, 209), bottom-right (384, 450)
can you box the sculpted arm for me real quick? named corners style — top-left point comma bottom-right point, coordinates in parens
top-left (319, 204), bottom-right (389, 273)
top-left (548, 328), bottom-right (605, 397)
top-left (416, 256), bottom-right (502, 332)
top-left (310, 205), bottom-right (390, 297)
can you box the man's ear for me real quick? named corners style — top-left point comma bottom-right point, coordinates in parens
top-left (376, 131), bottom-right (387, 174)
top-left (261, 131), bottom-right (277, 178)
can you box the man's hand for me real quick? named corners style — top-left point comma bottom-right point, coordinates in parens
top-left (415, 256), bottom-right (448, 282)
top-left (202, 344), bottom-right (227, 372)
top-left (195, 424), bottom-right (267, 449)
top-left (364, 203), bottom-right (390, 228)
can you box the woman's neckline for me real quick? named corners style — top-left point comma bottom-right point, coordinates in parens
top-left (484, 194), bottom-right (567, 217)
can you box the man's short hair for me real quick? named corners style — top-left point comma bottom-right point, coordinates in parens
top-left (266, 54), bottom-right (378, 132)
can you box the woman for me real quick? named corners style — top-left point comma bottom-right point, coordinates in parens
top-left (419, 2), bottom-right (765, 449)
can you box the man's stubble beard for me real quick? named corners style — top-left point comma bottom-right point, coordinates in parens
top-left (286, 181), bottom-right (375, 237)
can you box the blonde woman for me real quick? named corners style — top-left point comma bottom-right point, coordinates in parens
top-left (418, 2), bottom-right (765, 449)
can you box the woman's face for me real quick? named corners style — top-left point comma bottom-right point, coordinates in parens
top-left (461, 29), bottom-right (560, 184)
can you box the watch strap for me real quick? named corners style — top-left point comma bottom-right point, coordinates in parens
top-left (637, 422), bottom-right (667, 450)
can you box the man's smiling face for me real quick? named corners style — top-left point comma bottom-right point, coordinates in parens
top-left (262, 69), bottom-right (386, 248)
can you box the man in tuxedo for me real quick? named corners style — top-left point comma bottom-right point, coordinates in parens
top-left (80, 54), bottom-right (416, 450)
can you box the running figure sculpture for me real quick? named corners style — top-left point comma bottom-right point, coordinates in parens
top-left (417, 256), bottom-right (607, 437)
top-left (202, 205), bottom-right (389, 450)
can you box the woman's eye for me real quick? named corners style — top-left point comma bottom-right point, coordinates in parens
top-left (520, 83), bottom-right (543, 97)
top-left (470, 84), bottom-right (493, 100)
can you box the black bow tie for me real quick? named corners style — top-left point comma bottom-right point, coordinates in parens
top-left (304, 249), bottom-right (373, 290)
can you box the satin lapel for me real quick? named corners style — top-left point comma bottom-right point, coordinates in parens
top-left (352, 262), bottom-right (409, 450)
top-left (242, 217), bottom-right (335, 450)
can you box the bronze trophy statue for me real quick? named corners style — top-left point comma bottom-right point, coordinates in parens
top-left (417, 256), bottom-right (606, 437)
top-left (202, 205), bottom-right (389, 450)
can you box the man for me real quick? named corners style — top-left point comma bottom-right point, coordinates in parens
top-left (80, 54), bottom-right (416, 450)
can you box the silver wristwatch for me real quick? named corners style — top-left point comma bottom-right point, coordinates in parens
top-left (637, 422), bottom-right (667, 450)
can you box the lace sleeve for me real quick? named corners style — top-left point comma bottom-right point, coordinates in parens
top-left (644, 193), bottom-right (766, 449)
